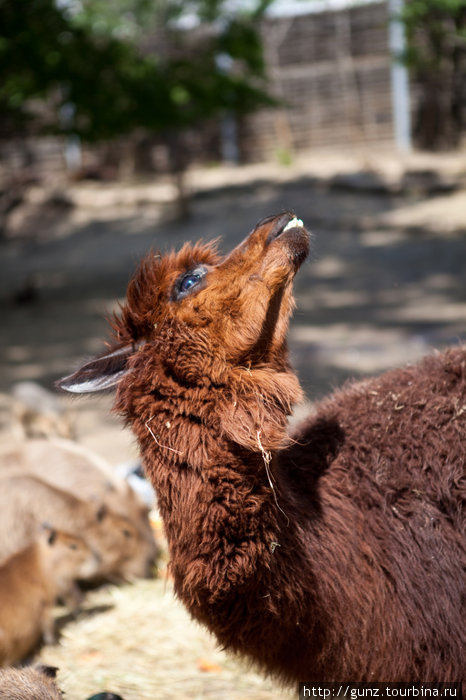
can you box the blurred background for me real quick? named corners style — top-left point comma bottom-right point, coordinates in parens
top-left (0, 0), bottom-right (465, 697)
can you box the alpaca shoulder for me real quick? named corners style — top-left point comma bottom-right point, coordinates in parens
top-left (288, 346), bottom-right (466, 529)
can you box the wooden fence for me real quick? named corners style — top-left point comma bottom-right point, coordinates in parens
top-left (239, 2), bottom-right (395, 161)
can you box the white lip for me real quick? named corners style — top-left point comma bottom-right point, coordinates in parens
top-left (283, 217), bottom-right (304, 232)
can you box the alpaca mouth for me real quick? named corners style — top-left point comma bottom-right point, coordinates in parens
top-left (282, 216), bottom-right (304, 234)
top-left (266, 213), bottom-right (310, 268)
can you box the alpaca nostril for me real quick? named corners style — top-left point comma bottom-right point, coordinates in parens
top-left (265, 213), bottom-right (296, 245)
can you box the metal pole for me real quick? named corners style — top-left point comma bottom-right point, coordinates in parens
top-left (388, 0), bottom-right (412, 151)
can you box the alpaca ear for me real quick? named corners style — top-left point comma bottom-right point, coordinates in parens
top-left (57, 344), bottom-right (138, 394)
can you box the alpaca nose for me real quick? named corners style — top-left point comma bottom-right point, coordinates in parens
top-left (263, 212), bottom-right (297, 244)
top-left (225, 212), bottom-right (295, 261)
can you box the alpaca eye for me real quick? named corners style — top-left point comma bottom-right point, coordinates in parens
top-left (174, 265), bottom-right (208, 300)
top-left (181, 274), bottom-right (201, 292)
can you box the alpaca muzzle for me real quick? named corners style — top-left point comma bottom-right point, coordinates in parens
top-left (263, 212), bottom-right (311, 271)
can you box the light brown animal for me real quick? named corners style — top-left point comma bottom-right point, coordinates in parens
top-left (0, 526), bottom-right (98, 666)
top-left (0, 474), bottom-right (154, 581)
top-left (0, 664), bottom-right (62, 700)
top-left (0, 438), bottom-right (159, 577)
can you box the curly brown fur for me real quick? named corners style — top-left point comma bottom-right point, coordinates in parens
top-left (59, 213), bottom-right (465, 684)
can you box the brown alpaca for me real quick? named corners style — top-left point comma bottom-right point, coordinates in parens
top-left (59, 213), bottom-right (466, 683)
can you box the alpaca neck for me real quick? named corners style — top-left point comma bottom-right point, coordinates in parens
top-left (141, 418), bottom-right (316, 660)
top-left (135, 371), bottom-right (303, 555)
top-left (119, 346), bottom-right (314, 658)
top-left (143, 422), bottom-right (292, 591)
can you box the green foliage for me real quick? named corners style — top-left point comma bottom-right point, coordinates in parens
top-left (0, 0), bottom-right (275, 142)
top-left (401, 0), bottom-right (466, 68)
top-left (68, 0), bottom-right (158, 38)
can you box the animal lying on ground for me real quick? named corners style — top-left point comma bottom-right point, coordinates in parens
top-left (0, 664), bottom-right (62, 700)
top-left (0, 473), bottom-right (155, 581)
top-left (0, 438), bottom-right (158, 578)
top-left (0, 526), bottom-right (98, 665)
top-left (58, 213), bottom-right (466, 683)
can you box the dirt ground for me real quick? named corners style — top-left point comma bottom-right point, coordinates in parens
top-left (0, 147), bottom-right (465, 698)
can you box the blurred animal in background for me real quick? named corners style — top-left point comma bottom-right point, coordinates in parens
top-left (59, 213), bottom-right (465, 684)
top-left (0, 462), bottom-right (157, 582)
top-left (1, 438), bottom-right (156, 543)
top-left (0, 664), bottom-right (62, 700)
top-left (10, 382), bottom-right (75, 440)
top-left (0, 434), bottom-right (159, 665)
top-left (0, 525), bottom-right (99, 666)
top-left (0, 439), bottom-right (160, 580)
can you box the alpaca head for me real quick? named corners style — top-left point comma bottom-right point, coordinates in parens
top-left (58, 213), bottom-right (310, 450)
